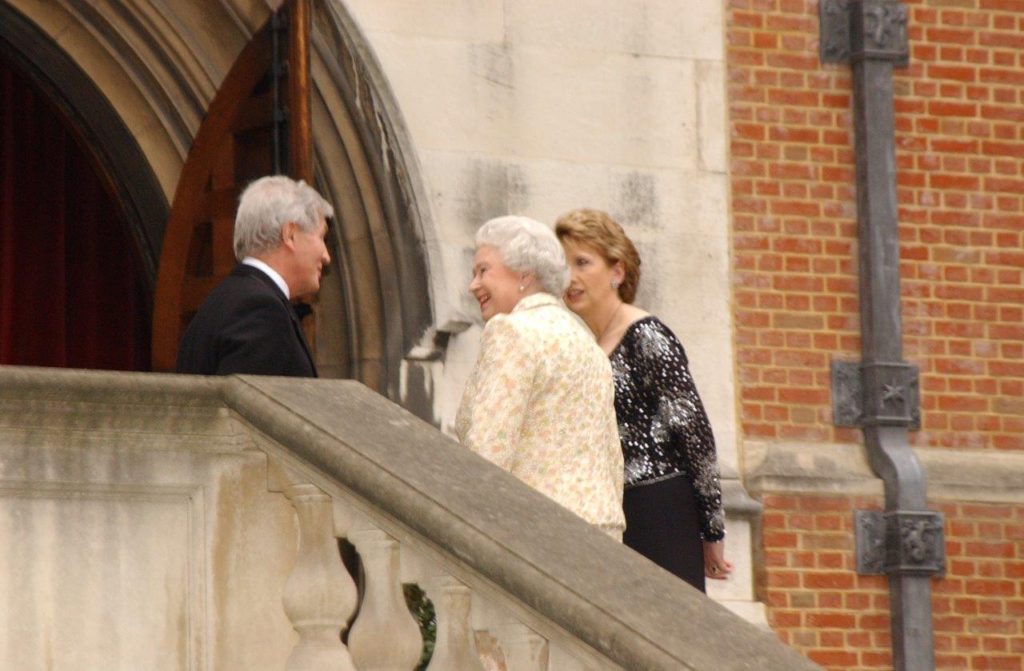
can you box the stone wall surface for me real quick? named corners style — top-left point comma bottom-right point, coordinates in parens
top-left (339, 0), bottom-right (739, 469)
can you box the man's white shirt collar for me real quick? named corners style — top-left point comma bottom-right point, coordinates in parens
top-left (242, 257), bottom-right (290, 299)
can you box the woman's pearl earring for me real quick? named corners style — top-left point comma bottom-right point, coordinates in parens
top-left (610, 280), bottom-right (620, 290)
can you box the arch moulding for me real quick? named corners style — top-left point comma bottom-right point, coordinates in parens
top-left (0, 0), bottom-right (444, 418)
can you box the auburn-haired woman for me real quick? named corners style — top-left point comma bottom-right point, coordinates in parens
top-left (555, 208), bottom-right (731, 590)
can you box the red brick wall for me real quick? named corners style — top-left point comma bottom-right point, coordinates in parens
top-left (728, 0), bottom-right (1024, 451)
top-left (760, 494), bottom-right (1024, 670)
top-left (728, 0), bottom-right (1024, 669)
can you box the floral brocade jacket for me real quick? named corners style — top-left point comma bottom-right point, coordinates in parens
top-left (455, 293), bottom-right (625, 538)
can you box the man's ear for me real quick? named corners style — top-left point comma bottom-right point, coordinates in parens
top-left (281, 221), bottom-right (299, 250)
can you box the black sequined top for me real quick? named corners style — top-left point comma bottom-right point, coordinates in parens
top-left (610, 317), bottom-right (725, 541)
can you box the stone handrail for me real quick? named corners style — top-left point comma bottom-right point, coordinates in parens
top-left (0, 366), bottom-right (819, 670)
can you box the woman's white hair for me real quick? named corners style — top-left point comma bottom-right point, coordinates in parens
top-left (476, 215), bottom-right (569, 294)
top-left (233, 175), bottom-right (335, 260)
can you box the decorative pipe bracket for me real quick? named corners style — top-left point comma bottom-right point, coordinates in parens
top-left (855, 510), bottom-right (946, 577)
top-left (819, 0), bottom-right (909, 67)
top-left (831, 360), bottom-right (920, 429)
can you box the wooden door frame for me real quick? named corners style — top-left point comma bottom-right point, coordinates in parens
top-left (151, 4), bottom-right (302, 373)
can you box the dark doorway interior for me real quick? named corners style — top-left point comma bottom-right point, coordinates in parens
top-left (0, 57), bottom-right (150, 370)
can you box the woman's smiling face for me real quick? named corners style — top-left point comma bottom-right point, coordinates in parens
top-left (469, 244), bottom-right (524, 321)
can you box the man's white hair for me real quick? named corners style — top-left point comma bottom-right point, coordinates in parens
top-left (475, 215), bottom-right (569, 295)
top-left (233, 175), bottom-right (334, 260)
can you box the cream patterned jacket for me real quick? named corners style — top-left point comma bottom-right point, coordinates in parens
top-left (456, 293), bottom-right (625, 538)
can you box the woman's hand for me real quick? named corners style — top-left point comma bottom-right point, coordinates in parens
top-left (703, 540), bottom-right (733, 580)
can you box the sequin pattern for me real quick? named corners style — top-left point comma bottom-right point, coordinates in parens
top-left (610, 317), bottom-right (725, 541)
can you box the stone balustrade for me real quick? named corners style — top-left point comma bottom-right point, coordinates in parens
top-left (0, 366), bottom-right (819, 670)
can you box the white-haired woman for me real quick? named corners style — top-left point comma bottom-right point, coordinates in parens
top-left (455, 215), bottom-right (626, 539)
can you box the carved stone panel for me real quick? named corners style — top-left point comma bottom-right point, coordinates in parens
top-left (0, 486), bottom-right (200, 671)
top-left (0, 431), bottom-right (301, 671)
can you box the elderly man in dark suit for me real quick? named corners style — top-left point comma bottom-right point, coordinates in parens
top-left (175, 175), bottom-right (333, 377)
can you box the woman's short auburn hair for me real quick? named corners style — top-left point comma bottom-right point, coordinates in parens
top-left (554, 208), bottom-right (641, 304)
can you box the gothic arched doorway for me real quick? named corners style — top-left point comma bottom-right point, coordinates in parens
top-left (0, 29), bottom-right (158, 371)
top-left (0, 0), bottom-right (440, 418)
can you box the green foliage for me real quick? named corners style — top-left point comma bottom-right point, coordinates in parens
top-left (403, 583), bottom-right (436, 670)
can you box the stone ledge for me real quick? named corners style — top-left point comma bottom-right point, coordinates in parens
top-left (0, 366), bottom-right (242, 449)
top-left (722, 477), bottom-right (763, 518)
top-left (0, 365), bottom-right (224, 405)
top-left (744, 440), bottom-right (1024, 503)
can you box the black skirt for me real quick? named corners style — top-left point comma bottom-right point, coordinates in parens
top-left (623, 474), bottom-right (705, 592)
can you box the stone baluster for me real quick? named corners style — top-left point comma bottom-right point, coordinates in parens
top-left (347, 526), bottom-right (424, 670)
top-left (493, 623), bottom-right (549, 671)
top-left (281, 483), bottom-right (358, 671)
top-left (425, 575), bottom-right (485, 671)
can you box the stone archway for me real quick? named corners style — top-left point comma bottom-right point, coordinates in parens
top-left (0, 0), bottom-right (439, 416)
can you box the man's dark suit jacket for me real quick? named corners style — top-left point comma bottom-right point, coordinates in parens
top-left (175, 263), bottom-right (318, 377)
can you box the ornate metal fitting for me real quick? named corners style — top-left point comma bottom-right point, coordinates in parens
top-left (819, 0), bottom-right (852, 63)
top-left (861, 361), bottom-right (919, 427)
top-left (831, 359), bottom-right (864, 427)
top-left (819, 0), bottom-right (909, 67)
top-left (855, 510), bottom-right (946, 577)
top-left (851, 0), bottom-right (909, 65)
top-left (831, 360), bottom-right (920, 429)
top-left (854, 510), bottom-right (887, 574)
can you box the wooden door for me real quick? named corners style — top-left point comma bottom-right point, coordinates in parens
top-left (151, 0), bottom-right (312, 371)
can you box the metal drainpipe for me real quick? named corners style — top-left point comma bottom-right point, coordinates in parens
top-left (820, 3), bottom-right (946, 671)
